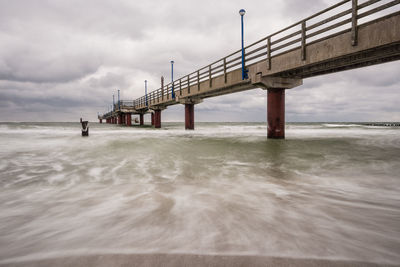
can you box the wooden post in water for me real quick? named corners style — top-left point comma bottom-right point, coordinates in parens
top-left (80, 118), bottom-right (89, 137)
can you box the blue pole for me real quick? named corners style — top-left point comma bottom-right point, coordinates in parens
top-left (118, 89), bottom-right (120, 110)
top-left (145, 80), bottom-right (148, 107)
top-left (171, 60), bottom-right (175, 99)
top-left (240, 9), bottom-right (248, 80)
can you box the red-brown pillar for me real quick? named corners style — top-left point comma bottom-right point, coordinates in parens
top-left (185, 104), bottom-right (194, 130)
top-left (118, 114), bottom-right (123, 125)
top-left (99, 119), bottom-right (102, 124)
top-left (267, 88), bottom-right (285, 139)
top-left (154, 110), bottom-right (161, 128)
top-left (151, 113), bottom-right (155, 126)
top-left (126, 113), bottom-right (131, 126)
top-left (139, 114), bottom-right (144, 125)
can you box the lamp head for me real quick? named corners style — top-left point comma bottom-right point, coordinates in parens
top-left (239, 9), bottom-right (245, 16)
top-left (171, 60), bottom-right (174, 64)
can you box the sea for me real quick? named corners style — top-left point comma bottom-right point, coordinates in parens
top-left (0, 122), bottom-right (399, 265)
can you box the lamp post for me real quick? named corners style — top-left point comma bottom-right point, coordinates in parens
top-left (145, 80), bottom-right (148, 107)
top-left (113, 94), bottom-right (115, 111)
top-left (239, 9), bottom-right (248, 80)
top-left (171, 60), bottom-right (175, 99)
top-left (117, 89), bottom-right (120, 110)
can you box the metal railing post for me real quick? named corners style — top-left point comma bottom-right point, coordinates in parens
top-left (209, 65), bottom-right (212, 87)
top-left (197, 70), bottom-right (200, 91)
top-left (223, 58), bottom-right (227, 83)
top-left (301, 21), bottom-right (306, 60)
top-left (352, 0), bottom-right (358, 46)
top-left (161, 76), bottom-right (164, 101)
top-left (267, 37), bottom-right (271, 70)
top-left (187, 75), bottom-right (190, 94)
top-left (179, 78), bottom-right (182, 96)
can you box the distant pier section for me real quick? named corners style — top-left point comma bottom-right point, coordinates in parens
top-left (363, 123), bottom-right (400, 126)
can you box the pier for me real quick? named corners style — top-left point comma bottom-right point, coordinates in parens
top-left (99, 0), bottom-right (400, 138)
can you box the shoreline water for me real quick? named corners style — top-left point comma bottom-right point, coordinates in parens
top-left (2, 253), bottom-right (399, 267)
top-left (1, 122), bottom-right (399, 265)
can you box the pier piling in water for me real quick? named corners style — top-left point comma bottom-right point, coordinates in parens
top-left (80, 118), bottom-right (89, 136)
top-left (140, 114), bottom-right (144, 125)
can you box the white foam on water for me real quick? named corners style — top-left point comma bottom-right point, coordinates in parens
top-left (322, 123), bottom-right (363, 127)
top-left (0, 122), bottom-right (399, 264)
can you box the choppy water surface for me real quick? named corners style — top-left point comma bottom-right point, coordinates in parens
top-left (0, 122), bottom-right (399, 264)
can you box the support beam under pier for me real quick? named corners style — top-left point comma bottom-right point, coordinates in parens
top-left (252, 75), bottom-right (303, 139)
top-left (118, 114), bottom-right (123, 125)
top-left (267, 89), bottom-right (285, 139)
top-left (140, 114), bottom-right (144, 126)
top-left (185, 104), bottom-right (194, 130)
top-left (154, 110), bottom-right (161, 128)
top-left (179, 98), bottom-right (203, 130)
top-left (125, 113), bottom-right (131, 126)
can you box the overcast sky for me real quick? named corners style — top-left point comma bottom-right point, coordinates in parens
top-left (0, 0), bottom-right (399, 122)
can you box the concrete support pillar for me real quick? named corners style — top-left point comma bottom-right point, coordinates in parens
top-left (151, 113), bottom-right (155, 126)
top-left (179, 98), bottom-right (203, 130)
top-left (154, 110), bottom-right (161, 128)
top-left (126, 113), bottom-right (131, 126)
top-left (185, 103), bottom-right (194, 130)
top-left (252, 75), bottom-right (303, 140)
top-left (267, 88), bottom-right (285, 139)
top-left (139, 114), bottom-right (144, 126)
